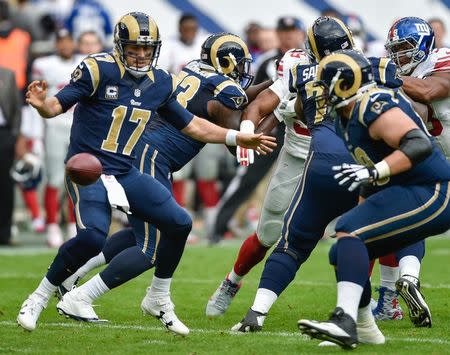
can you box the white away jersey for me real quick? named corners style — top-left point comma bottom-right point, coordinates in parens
top-left (269, 49), bottom-right (311, 159)
top-left (32, 54), bottom-right (84, 128)
top-left (411, 48), bottom-right (450, 159)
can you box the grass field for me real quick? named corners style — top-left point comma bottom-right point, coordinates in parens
top-left (1, 236), bottom-right (449, 354)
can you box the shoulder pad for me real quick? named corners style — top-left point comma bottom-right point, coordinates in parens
top-left (357, 88), bottom-right (398, 127)
top-left (214, 79), bottom-right (248, 110)
top-left (369, 57), bottom-right (403, 88)
top-left (277, 49), bottom-right (310, 79)
top-left (288, 63), bottom-right (317, 93)
top-left (431, 47), bottom-right (450, 74)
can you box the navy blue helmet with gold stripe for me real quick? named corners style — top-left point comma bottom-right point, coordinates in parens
top-left (306, 16), bottom-right (355, 62)
top-left (200, 33), bottom-right (254, 90)
top-left (114, 12), bottom-right (161, 77)
top-left (316, 49), bottom-right (375, 109)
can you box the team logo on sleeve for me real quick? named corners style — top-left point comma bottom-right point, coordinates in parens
top-left (230, 96), bottom-right (245, 108)
top-left (105, 86), bottom-right (119, 100)
top-left (71, 68), bottom-right (82, 82)
top-left (370, 100), bottom-right (388, 115)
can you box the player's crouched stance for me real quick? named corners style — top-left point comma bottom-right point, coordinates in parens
top-left (17, 12), bottom-right (275, 333)
top-left (298, 50), bottom-right (450, 349)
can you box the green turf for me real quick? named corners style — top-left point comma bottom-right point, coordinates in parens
top-left (1, 237), bottom-right (449, 354)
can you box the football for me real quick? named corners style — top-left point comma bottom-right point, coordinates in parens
top-left (66, 153), bottom-right (102, 186)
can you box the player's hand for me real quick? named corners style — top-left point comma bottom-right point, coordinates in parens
top-left (332, 163), bottom-right (378, 192)
top-left (25, 80), bottom-right (48, 109)
top-left (236, 132), bottom-right (277, 161)
top-left (236, 146), bottom-right (254, 166)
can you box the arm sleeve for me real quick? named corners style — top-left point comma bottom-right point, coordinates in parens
top-left (370, 57), bottom-right (403, 88)
top-left (269, 78), bottom-right (289, 100)
top-left (54, 59), bottom-right (96, 112)
top-left (157, 94), bottom-right (194, 130)
top-left (359, 92), bottom-right (398, 127)
top-left (215, 82), bottom-right (248, 110)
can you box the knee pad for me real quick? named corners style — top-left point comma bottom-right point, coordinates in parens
top-left (60, 228), bottom-right (106, 270)
top-left (329, 243), bottom-right (338, 266)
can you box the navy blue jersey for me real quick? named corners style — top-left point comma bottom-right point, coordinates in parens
top-left (336, 87), bottom-right (450, 187)
top-left (142, 60), bottom-right (247, 172)
top-left (55, 52), bottom-right (193, 175)
top-left (288, 56), bottom-right (401, 153)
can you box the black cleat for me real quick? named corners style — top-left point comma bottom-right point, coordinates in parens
top-left (231, 308), bottom-right (267, 332)
top-left (298, 307), bottom-right (358, 350)
top-left (396, 275), bottom-right (432, 327)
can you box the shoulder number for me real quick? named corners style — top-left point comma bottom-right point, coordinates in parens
top-left (304, 81), bottom-right (327, 124)
top-left (176, 72), bottom-right (201, 108)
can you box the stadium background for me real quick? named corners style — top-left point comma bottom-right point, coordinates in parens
top-left (0, 1), bottom-right (450, 353)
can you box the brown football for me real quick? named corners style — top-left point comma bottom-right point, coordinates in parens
top-left (66, 153), bottom-right (102, 186)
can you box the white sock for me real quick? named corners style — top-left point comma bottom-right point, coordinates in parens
top-left (228, 269), bottom-right (243, 284)
top-left (34, 277), bottom-right (57, 301)
top-left (61, 253), bottom-right (106, 291)
top-left (150, 276), bottom-right (172, 295)
top-left (78, 274), bottom-right (109, 303)
top-left (379, 265), bottom-right (399, 291)
top-left (251, 288), bottom-right (278, 314)
top-left (399, 255), bottom-right (421, 279)
top-left (336, 281), bottom-right (363, 322)
top-left (357, 304), bottom-right (374, 324)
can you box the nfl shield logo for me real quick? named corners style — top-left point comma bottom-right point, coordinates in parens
top-left (134, 89), bottom-right (141, 97)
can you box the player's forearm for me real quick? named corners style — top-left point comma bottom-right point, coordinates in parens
top-left (245, 79), bottom-right (273, 103)
top-left (36, 97), bottom-right (64, 118)
top-left (401, 76), bottom-right (449, 103)
top-left (255, 113), bottom-right (278, 135)
top-left (380, 150), bottom-right (413, 177)
top-left (241, 88), bottom-right (280, 126)
top-left (182, 116), bottom-right (234, 144)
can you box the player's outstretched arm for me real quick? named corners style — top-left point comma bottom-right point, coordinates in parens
top-left (245, 79), bottom-right (273, 103)
top-left (241, 87), bottom-right (280, 127)
top-left (401, 72), bottom-right (450, 104)
top-left (181, 116), bottom-right (276, 155)
top-left (25, 80), bottom-right (63, 118)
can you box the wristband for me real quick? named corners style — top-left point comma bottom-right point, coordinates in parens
top-left (374, 160), bottom-right (391, 179)
top-left (225, 129), bottom-right (238, 146)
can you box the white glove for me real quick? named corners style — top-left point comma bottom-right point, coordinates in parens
top-left (332, 161), bottom-right (390, 192)
top-left (22, 152), bottom-right (42, 178)
top-left (236, 120), bottom-right (255, 166)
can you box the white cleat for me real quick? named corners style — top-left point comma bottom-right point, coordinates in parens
top-left (56, 288), bottom-right (103, 322)
top-left (17, 294), bottom-right (48, 331)
top-left (141, 289), bottom-right (189, 336)
top-left (46, 223), bottom-right (63, 248)
top-left (206, 278), bottom-right (241, 317)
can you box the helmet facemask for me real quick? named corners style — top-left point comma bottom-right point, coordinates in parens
top-left (214, 52), bottom-right (254, 90)
top-left (385, 37), bottom-right (427, 75)
top-left (116, 38), bottom-right (161, 78)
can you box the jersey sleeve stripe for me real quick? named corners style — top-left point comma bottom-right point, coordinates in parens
top-left (378, 58), bottom-right (390, 85)
top-left (83, 58), bottom-right (100, 96)
top-left (213, 81), bottom-right (238, 96)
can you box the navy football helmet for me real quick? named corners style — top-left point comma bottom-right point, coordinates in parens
top-left (385, 17), bottom-right (435, 75)
top-left (315, 49), bottom-right (375, 109)
top-left (306, 16), bottom-right (355, 62)
top-left (200, 33), bottom-right (253, 89)
top-left (114, 12), bottom-right (161, 77)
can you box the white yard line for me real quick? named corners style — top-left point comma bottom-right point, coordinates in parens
top-left (1, 321), bottom-right (448, 345)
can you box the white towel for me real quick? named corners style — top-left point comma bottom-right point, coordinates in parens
top-left (100, 174), bottom-right (131, 214)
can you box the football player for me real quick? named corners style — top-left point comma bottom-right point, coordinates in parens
top-left (56, 32), bottom-right (273, 335)
top-left (17, 12), bottom-right (275, 332)
top-left (206, 48), bottom-right (312, 317)
top-left (370, 17), bottom-right (450, 326)
top-left (298, 49), bottom-right (450, 349)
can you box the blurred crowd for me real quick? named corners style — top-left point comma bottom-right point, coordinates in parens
top-left (0, 0), bottom-right (448, 247)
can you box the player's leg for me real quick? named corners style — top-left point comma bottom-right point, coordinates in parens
top-left (232, 152), bottom-right (358, 331)
top-left (17, 176), bottom-right (111, 331)
top-left (299, 182), bottom-right (450, 347)
top-left (395, 240), bottom-right (430, 326)
top-left (206, 148), bottom-right (304, 316)
top-left (44, 123), bottom-right (69, 247)
top-left (372, 253), bottom-right (404, 320)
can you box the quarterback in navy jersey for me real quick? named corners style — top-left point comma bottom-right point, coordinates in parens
top-left (17, 13), bottom-right (275, 333)
top-left (298, 50), bottom-right (450, 349)
top-left (55, 33), bottom-right (273, 334)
